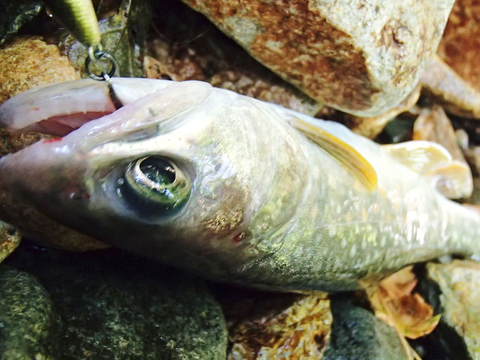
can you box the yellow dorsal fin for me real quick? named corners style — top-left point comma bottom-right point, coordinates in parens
top-left (290, 117), bottom-right (378, 191)
top-left (383, 141), bottom-right (473, 199)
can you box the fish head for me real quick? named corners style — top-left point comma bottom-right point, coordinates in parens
top-left (0, 78), bottom-right (305, 276)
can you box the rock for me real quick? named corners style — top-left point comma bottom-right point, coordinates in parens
top-left (417, 261), bottom-right (480, 360)
top-left (0, 127), bottom-right (53, 156)
top-left (145, 0), bottom-right (321, 116)
top-left (0, 37), bottom-right (79, 104)
top-left (438, 0), bottom-right (480, 92)
top-left (324, 297), bottom-right (409, 360)
top-left (6, 244), bottom-right (228, 360)
top-left (413, 105), bottom-right (467, 162)
top-left (421, 56), bottom-right (480, 119)
top-left (182, 0), bottom-right (454, 117)
top-left (220, 288), bottom-right (331, 359)
top-left (0, 265), bottom-right (60, 360)
top-left (0, 220), bottom-right (21, 263)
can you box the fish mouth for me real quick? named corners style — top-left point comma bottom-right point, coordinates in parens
top-left (0, 78), bottom-right (210, 155)
top-left (0, 79), bottom-right (120, 153)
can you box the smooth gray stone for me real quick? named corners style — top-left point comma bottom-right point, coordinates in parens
top-left (324, 297), bottom-right (409, 360)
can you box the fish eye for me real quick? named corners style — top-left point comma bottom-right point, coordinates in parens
top-left (121, 156), bottom-right (191, 214)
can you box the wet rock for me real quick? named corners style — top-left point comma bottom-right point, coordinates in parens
top-left (183, 0), bottom-right (454, 117)
top-left (421, 56), bottom-right (480, 119)
top-left (0, 37), bottom-right (79, 104)
top-left (0, 128), bottom-right (53, 156)
top-left (220, 288), bottom-right (331, 359)
top-left (0, 220), bottom-right (21, 263)
top-left (413, 105), bottom-right (467, 162)
top-left (324, 297), bottom-right (409, 360)
top-left (6, 244), bottom-right (228, 360)
top-left (438, 0), bottom-right (480, 92)
top-left (145, 0), bottom-right (320, 116)
top-left (418, 261), bottom-right (480, 360)
top-left (0, 265), bottom-right (60, 360)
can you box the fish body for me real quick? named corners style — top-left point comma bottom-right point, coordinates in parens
top-left (0, 78), bottom-right (478, 292)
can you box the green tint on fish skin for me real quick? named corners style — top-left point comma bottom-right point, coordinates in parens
top-left (45, 0), bottom-right (101, 47)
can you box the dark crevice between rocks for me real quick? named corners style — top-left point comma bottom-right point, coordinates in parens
top-left (411, 264), bottom-right (471, 360)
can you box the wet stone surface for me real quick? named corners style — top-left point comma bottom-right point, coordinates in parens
top-left (324, 296), bottom-right (409, 360)
top-left (415, 261), bottom-right (480, 360)
top-left (2, 243), bottom-right (228, 360)
top-left (0, 265), bottom-right (59, 360)
top-left (0, 219), bottom-right (21, 263)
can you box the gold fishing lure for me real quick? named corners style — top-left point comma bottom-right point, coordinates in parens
top-left (44, 0), bottom-right (101, 48)
top-left (44, 0), bottom-right (117, 80)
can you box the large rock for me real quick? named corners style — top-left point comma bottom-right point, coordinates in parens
top-left (0, 266), bottom-right (60, 360)
top-left (324, 297), bottom-right (409, 360)
top-left (5, 244), bottom-right (228, 359)
top-left (182, 0), bottom-right (454, 117)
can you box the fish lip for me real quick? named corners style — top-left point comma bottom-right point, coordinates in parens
top-left (0, 78), bottom-right (206, 154)
top-left (0, 79), bottom-right (117, 153)
top-left (0, 79), bottom-right (115, 129)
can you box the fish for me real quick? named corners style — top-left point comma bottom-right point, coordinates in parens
top-left (0, 78), bottom-right (478, 292)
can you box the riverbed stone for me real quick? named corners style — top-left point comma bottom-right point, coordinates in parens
top-left (0, 265), bottom-right (60, 360)
top-left (5, 244), bottom-right (228, 359)
top-left (324, 296), bottom-right (409, 360)
top-left (183, 0), bottom-right (454, 117)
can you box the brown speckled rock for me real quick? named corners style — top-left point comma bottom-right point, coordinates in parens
top-left (182, 0), bottom-right (454, 117)
top-left (145, 0), bottom-right (321, 116)
top-left (421, 56), bottom-right (480, 119)
top-left (438, 0), bottom-right (480, 92)
top-left (0, 37), bottom-right (79, 104)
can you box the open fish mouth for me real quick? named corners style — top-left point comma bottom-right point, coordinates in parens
top-left (0, 78), bottom-right (180, 153)
top-left (0, 80), bottom-right (119, 150)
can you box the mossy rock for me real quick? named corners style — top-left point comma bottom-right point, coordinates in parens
top-left (324, 296), bottom-right (409, 360)
top-left (0, 265), bottom-right (60, 360)
top-left (5, 244), bottom-right (228, 359)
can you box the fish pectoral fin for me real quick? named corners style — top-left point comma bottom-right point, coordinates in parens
top-left (290, 117), bottom-right (378, 191)
top-left (382, 141), bottom-right (473, 199)
top-left (428, 160), bottom-right (473, 199)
